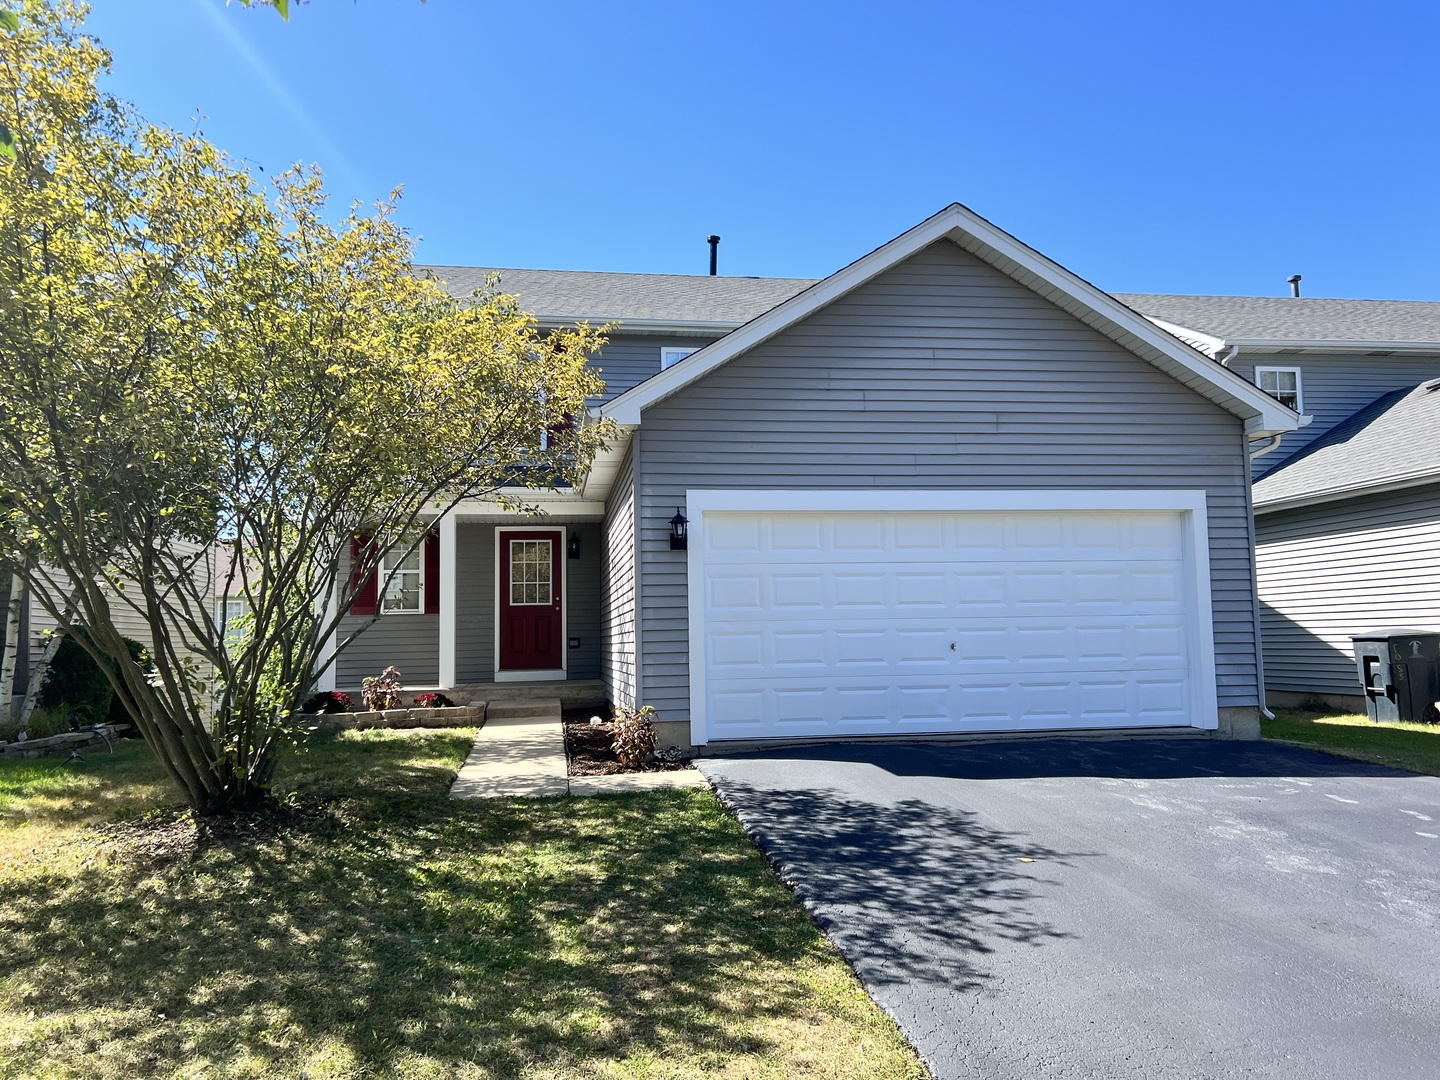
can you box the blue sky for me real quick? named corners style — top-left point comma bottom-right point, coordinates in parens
top-left (88, 1), bottom-right (1440, 298)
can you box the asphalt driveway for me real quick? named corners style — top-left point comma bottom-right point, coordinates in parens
top-left (698, 738), bottom-right (1440, 1079)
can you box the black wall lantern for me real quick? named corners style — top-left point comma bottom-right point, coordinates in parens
top-left (669, 508), bottom-right (689, 550)
top-left (568, 533), bottom-right (582, 559)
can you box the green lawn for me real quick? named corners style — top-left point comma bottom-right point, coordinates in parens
top-left (0, 730), bottom-right (925, 1079)
top-left (1262, 707), bottom-right (1440, 776)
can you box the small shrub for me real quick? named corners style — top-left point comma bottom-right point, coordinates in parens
top-left (0, 704), bottom-right (75, 743)
top-left (36, 629), bottom-right (148, 728)
top-left (302, 691), bottom-right (354, 715)
top-left (611, 704), bottom-right (658, 768)
top-left (361, 666), bottom-right (404, 711)
top-left (413, 692), bottom-right (456, 709)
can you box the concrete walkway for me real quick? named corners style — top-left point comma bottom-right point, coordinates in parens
top-left (449, 699), bottom-right (708, 799)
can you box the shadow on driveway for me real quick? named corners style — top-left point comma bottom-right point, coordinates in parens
top-left (706, 774), bottom-right (1083, 994)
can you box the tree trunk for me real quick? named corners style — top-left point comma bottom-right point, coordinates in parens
top-left (0, 574), bottom-right (22, 721)
top-left (16, 624), bottom-right (65, 730)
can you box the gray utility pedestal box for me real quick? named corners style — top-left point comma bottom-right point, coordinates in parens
top-left (1352, 630), bottom-right (1440, 724)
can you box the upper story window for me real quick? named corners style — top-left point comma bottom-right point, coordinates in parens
top-left (1255, 366), bottom-right (1302, 411)
top-left (381, 539), bottom-right (424, 614)
top-left (661, 346), bottom-right (698, 370)
top-left (215, 598), bottom-right (248, 651)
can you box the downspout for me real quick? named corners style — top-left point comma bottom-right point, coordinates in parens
top-left (1242, 427), bottom-right (1276, 721)
top-left (1222, 338), bottom-right (1277, 717)
top-left (1249, 434), bottom-right (1284, 461)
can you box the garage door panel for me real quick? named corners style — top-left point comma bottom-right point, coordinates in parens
top-left (703, 512), bottom-right (1186, 562)
top-left (704, 674), bottom-right (1192, 735)
top-left (706, 618), bottom-right (1190, 673)
top-left (699, 508), bottom-right (1201, 740)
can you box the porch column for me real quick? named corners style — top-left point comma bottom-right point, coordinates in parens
top-left (438, 512), bottom-right (457, 688)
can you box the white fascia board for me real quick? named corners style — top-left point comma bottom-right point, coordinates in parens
top-left (602, 203), bottom-right (1302, 435)
top-left (535, 316), bottom-right (740, 335)
top-left (1231, 339), bottom-right (1440, 355)
top-left (1254, 471), bottom-right (1440, 514)
top-left (1144, 317), bottom-right (1229, 358)
top-left (446, 492), bottom-right (607, 518)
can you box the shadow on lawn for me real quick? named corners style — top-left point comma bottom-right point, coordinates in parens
top-left (0, 777), bottom-right (870, 1077)
top-left (707, 777), bottom-right (1079, 995)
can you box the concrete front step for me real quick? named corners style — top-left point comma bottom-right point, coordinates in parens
top-left (450, 679), bottom-right (605, 707)
top-left (486, 699), bottom-right (562, 722)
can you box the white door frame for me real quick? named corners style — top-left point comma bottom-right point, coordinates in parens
top-left (685, 488), bottom-right (1219, 744)
top-left (493, 524), bottom-right (568, 682)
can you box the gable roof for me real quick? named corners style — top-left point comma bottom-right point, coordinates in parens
top-left (416, 265), bottom-right (815, 330)
top-left (596, 203), bottom-right (1301, 435)
top-left (1113, 294), bottom-right (1440, 353)
top-left (1253, 381), bottom-right (1440, 511)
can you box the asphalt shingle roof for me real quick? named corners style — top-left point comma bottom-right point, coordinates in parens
top-left (417, 265), bottom-right (1440, 345)
top-left (1112, 294), bottom-right (1440, 345)
top-left (415, 266), bottom-right (818, 325)
top-left (1253, 381), bottom-right (1440, 507)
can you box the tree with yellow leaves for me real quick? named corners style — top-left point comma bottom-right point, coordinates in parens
top-left (0, 1), bottom-right (611, 812)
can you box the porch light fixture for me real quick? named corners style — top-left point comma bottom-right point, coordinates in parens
top-left (568, 533), bottom-right (581, 559)
top-left (669, 508), bottom-right (688, 550)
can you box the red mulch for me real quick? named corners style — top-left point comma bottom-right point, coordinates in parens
top-left (561, 707), bottom-right (692, 776)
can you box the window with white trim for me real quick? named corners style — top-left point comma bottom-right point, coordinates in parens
top-left (660, 346), bottom-right (697, 370)
top-left (381, 539), bottom-right (423, 614)
top-left (1255, 366), bottom-right (1302, 411)
top-left (215, 598), bottom-right (248, 651)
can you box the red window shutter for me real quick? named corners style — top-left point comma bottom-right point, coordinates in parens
top-left (350, 532), bottom-right (377, 616)
top-left (424, 530), bottom-right (440, 614)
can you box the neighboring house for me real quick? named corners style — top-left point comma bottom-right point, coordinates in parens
top-left (0, 561), bottom-right (208, 721)
top-left (1109, 296), bottom-right (1440, 709)
top-left (318, 203), bottom-right (1300, 749)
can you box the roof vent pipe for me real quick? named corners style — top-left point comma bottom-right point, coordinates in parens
top-left (707, 234), bottom-right (720, 276)
top-left (1287, 274), bottom-right (1302, 298)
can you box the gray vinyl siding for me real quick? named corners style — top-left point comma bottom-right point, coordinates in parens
top-left (454, 523), bottom-right (492, 682)
top-left (1255, 485), bottom-right (1440, 696)
top-left (336, 612), bottom-right (439, 687)
top-left (341, 520), bottom-right (602, 687)
top-left (635, 239), bottom-right (1260, 722)
top-left (601, 442), bottom-right (638, 708)
top-left (589, 332), bottom-right (724, 401)
top-left (565, 523), bottom-right (603, 679)
top-left (20, 548), bottom-right (210, 701)
top-left (1234, 352), bottom-right (1440, 478)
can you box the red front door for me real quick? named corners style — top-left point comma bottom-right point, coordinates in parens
top-left (498, 530), bottom-right (563, 671)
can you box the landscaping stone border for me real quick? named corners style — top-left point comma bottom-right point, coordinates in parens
top-left (0, 723), bottom-right (131, 759)
top-left (295, 703), bottom-right (486, 732)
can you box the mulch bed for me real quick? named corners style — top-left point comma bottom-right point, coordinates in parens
top-left (562, 707), bottom-right (692, 776)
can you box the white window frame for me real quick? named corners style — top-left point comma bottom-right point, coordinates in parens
top-left (660, 345), bottom-right (698, 370)
top-left (215, 598), bottom-right (249, 653)
top-left (380, 536), bottom-right (425, 615)
top-left (1254, 366), bottom-right (1302, 412)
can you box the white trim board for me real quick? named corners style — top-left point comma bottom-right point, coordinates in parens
top-left (684, 488), bottom-right (1220, 746)
top-left (602, 203), bottom-right (1300, 437)
top-left (492, 524), bottom-right (569, 680)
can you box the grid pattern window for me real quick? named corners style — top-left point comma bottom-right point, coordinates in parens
top-left (1256, 367), bottom-right (1302, 411)
top-left (510, 539), bottom-right (552, 605)
top-left (216, 598), bottom-right (248, 650)
top-left (661, 346), bottom-right (698, 370)
top-left (381, 540), bottom-right (423, 613)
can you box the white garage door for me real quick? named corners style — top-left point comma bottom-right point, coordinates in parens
top-left (691, 501), bottom-right (1214, 743)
